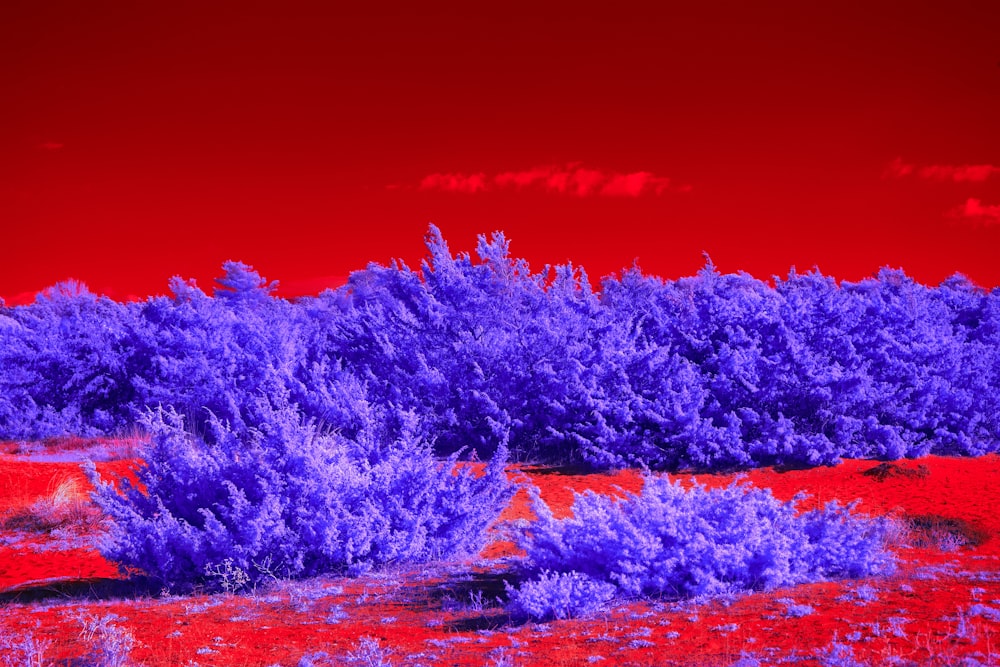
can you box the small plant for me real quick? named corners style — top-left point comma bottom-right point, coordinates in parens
top-left (887, 616), bottom-right (909, 638)
top-left (295, 653), bottom-right (331, 667)
top-left (728, 656), bottom-right (762, 667)
top-left (485, 648), bottom-right (516, 667)
top-left (467, 589), bottom-right (486, 612)
top-left (815, 640), bottom-right (866, 667)
top-left (345, 637), bottom-right (393, 667)
top-left (967, 604), bottom-right (1000, 622)
top-left (952, 608), bottom-right (978, 643)
top-left (712, 623), bottom-right (740, 633)
top-left (75, 613), bottom-right (136, 667)
top-left (906, 515), bottom-right (986, 551)
top-left (0, 625), bottom-right (52, 667)
top-left (204, 558), bottom-right (250, 593)
top-left (777, 598), bottom-right (815, 618)
top-left (839, 584), bottom-right (879, 604)
top-left (505, 571), bottom-right (617, 621)
top-left (324, 605), bottom-right (349, 624)
top-left (1, 473), bottom-right (99, 537)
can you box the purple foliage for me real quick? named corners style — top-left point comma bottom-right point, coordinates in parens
top-left (967, 604), bottom-right (1000, 622)
top-left (0, 281), bottom-right (138, 438)
top-left (0, 625), bottom-right (52, 667)
top-left (76, 613), bottom-right (135, 667)
top-left (507, 476), bottom-right (895, 618)
top-left (504, 570), bottom-right (617, 621)
top-left (777, 598), bottom-right (815, 618)
top-left (815, 640), bottom-right (867, 667)
top-left (87, 396), bottom-right (512, 593)
top-left (1, 225), bottom-right (998, 471)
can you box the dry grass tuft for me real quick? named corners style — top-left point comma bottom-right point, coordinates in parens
top-left (1, 472), bottom-right (100, 535)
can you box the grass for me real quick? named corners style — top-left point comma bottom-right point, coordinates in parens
top-left (2, 455), bottom-right (1000, 665)
top-left (1, 473), bottom-right (99, 535)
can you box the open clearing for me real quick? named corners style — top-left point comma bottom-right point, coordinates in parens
top-left (2, 441), bottom-right (1000, 666)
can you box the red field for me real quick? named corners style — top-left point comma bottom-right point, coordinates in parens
top-left (2, 439), bottom-right (999, 666)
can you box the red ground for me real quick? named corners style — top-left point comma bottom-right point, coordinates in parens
top-left (1, 441), bottom-right (999, 666)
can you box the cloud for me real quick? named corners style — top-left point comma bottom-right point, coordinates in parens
top-left (418, 172), bottom-right (489, 194)
top-left (886, 158), bottom-right (1000, 224)
top-left (568, 167), bottom-right (605, 196)
top-left (494, 165), bottom-right (556, 189)
top-left (600, 171), bottom-right (673, 197)
top-left (884, 158), bottom-right (1000, 182)
top-left (414, 163), bottom-right (687, 197)
top-left (918, 164), bottom-right (1000, 183)
top-left (38, 141), bottom-right (64, 151)
top-left (883, 157), bottom-right (915, 178)
top-left (947, 198), bottom-right (1000, 226)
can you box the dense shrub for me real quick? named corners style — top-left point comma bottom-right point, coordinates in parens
top-left (87, 396), bottom-right (513, 593)
top-left (507, 476), bottom-right (896, 618)
top-left (128, 263), bottom-right (308, 439)
top-left (2, 225), bottom-right (999, 472)
top-left (505, 570), bottom-right (617, 621)
top-left (0, 281), bottom-right (136, 438)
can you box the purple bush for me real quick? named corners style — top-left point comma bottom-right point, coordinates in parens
top-left (1, 225), bottom-right (999, 472)
top-left (0, 280), bottom-right (138, 438)
top-left (505, 570), bottom-right (617, 621)
top-left (87, 396), bottom-right (513, 593)
top-left (507, 475), bottom-right (896, 618)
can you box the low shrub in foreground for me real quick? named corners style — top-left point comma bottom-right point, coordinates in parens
top-left (505, 570), bottom-right (617, 621)
top-left (88, 397), bottom-right (513, 593)
top-left (508, 476), bottom-right (896, 620)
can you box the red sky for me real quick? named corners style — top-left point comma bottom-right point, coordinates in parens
top-left (2, 2), bottom-right (999, 304)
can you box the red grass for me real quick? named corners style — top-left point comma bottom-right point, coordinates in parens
top-left (2, 450), bottom-right (1000, 665)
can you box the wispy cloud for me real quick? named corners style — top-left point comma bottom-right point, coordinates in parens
top-left (947, 198), bottom-right (1000, 226)
top-left (919, 164), bottom-right (1000, 183)
top-left (418, 172), bottom-right (489, 193)
top-left (883, 157), bottom-right (915, 178)
top-left (886, 158), bottom-right (1000, 225)
top-left (410, 163), bottom-right (688, 197)
top-left (884, 158), bottom-right (1000, 182)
